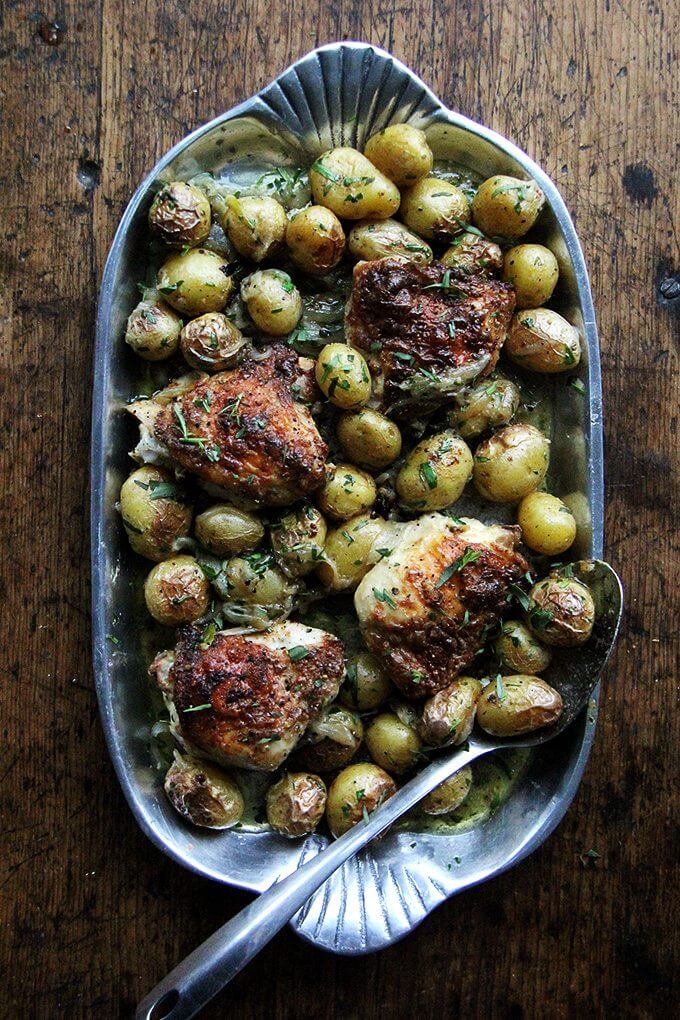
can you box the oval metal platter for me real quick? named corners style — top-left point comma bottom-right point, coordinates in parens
top-left (91, 42), bottom-right (604, 955)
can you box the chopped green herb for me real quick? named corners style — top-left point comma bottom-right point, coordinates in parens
top-left (435, 547), bottom-right (482, 588)
top-left (287, 646), bottom-right (310, 661)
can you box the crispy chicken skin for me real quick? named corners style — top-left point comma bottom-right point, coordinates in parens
top-left (345, 258), bottom-right (515, 415)
top-left (170, 621), bottom-right (345, 770)
top-left (354, 514), bottom-right (528, 698)
top-left (130, 347), bottom-right (328, 506)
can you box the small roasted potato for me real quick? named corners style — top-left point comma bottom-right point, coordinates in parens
top-left (340, 651), bottom-right (393, 711)
top-left (270, 505), bottom-right (327, 577)
top-left (421, 766), bottom-right (473, 816)
top-left (144, 555), bottom-right (210, 626)
top-left (222, 194), bottom-right (287, 262)
top-left (295, 707), bottom-right (364, 771)
top-left (503, 244), bottom-right (559, 309)
top-left (119, 465), bottom-right (192, 561)
top-left (363, 124), bottom-right (433, 186)
top-left (309, 148), bottom-right (400, 221)
top-left (124, 298), bottom-right (182, 361)
top-left (316, 513), bottom-right (389, 591)
top-left (419, 677), bottom-right (483, 747)
top-left (365, 712), bottom-right (421, 775)
top-left (286, 206), bottom-right (346, 274)
top-left (476, 674), bottom-right (563, 736)
top-left (179, 312), bottom-right (248, 371)
top-left (157, 248), bottom-right (233, 315)
top-left (326, 763), bottom-right (397, 838)
top-left (506, 308), bottom-right (581, 373)
top-left (318, 463), bottom-right (377, 521)
top-left (471, 175), bottom-right (545, 240)
top-left (528, 575), bottom-right (595, 646)
top-left (336, 409), bottom-right (402, 470)
top-left (149, 182), bottom-right (212, 248)
top-left (221, 553), bottom-right (295, 616)
top-left (400, 177), bottom-right (470, 241)
top-left (448, 378), bottom-right (521, 439)
top-left (473, 423), bottom-right (549, 503)
top-left (240, 269), bottom-right (302, 336)
top-left (494, 620), bottom-right (552, 674)
top-left (518, 491), bottom-right (576, 555)
top-left (265, 772), bottom-right (327, 838)
top-left (440, 231), bottom-right (503, 276)
top-left (315, 343), bottom-right (371, 409)
top-left (348, 219), bottom-right (433, 265)
top-left (396, 430), bottom-right (473, 511)
top-left (194, 504), bottom-right (264, 557)
top-left (164, 754), bottom-right (244, 829)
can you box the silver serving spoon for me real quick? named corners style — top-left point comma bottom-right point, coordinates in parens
top-left (136, 560), bottom-right (622, 1020)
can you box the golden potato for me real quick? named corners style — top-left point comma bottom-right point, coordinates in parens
top-left (365, 713), bottom-right (422, 775)
top-left (400, 177), bottom-right (470, 240)
top-left (265, 772), bottom-right (327, 837)
top-left (503, 243), bottom-right (559, 308)
top-left (473, 423), bottom-right (549, 503)
top-left (421, 766), bottom-right (473, 816)
top-left (396, 430), bottom-right (473, 511)
top-left (286, 205), bottom-right (346, 274)
top-left (340, 651), bottom-right (393, 711)
top-left (222, 194), bottom-right (287, 262)
top-left (240, 269), bottom-right (302, 336)
top-left (222, 553), bottom-right (295, 613)
top-left (157, 248), bottom-right (233, 315)
top-left (448, 379), bottom-right (521, 439)
top-left (119, 466), bottom-right (192, 561)
top-left (528, 575), bottom-right (595, 646)
top-left (518, 491), bottom-right (576, 555)
top-left (144, 555), bottom-right (210, 626)
top-left (348, 218), bottom-right (433, 265)
top-left (471, 175), bottom-right (545, 240)
top-left (326, 763), bottom-right (397, 837)
top-left (309, 147), bottom-right (400, 220)
top-left (336, 409), bottom-right (402, 469)
top-left (124, 298), bottom-right (182, 361)
top-left (494, 620), bottom-right (552, 674)
top-left (194, 504), bottom-right (264, 557)
top-left (476, 674), bottom-right (563, 736)
top-left (164, 754), bottom-right (243, 829)
top-left (179, 312), bottom-right (248, 371)
top-left (317, 463), bottom-right (377, 521)
top-left (440, 230), bottom-right (504, 276)
top-left (270, 505), bottom-right (327, 577)
top-left (315, 343), bottom-right (371, 409)
top-left (148, 181), bottom-right (211, 248)
top-left (363, 124), bottom-right (433, 186)
top-left (419, 677), bottom-right (483, 747)
top-left (506, 308), bottom-right (581, 373)
top-left (316, 513), bottom-right (389, 591)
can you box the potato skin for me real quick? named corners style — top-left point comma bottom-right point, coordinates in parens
top-left (286, 206), bottom-right (346, 274)
top-left (365, 712), bottom-right (422, 775)
top-left (476, 674), bottom-right (563, 736)
top-left (419, 677), bottom-right (483, 747)
top-left (448, 379), bottom-right (521, 440)
top-left (421, 765), bottom-right (473, 815)
top-left (315, 343), bottom-right (372, 409)
top-left (364, 124), bottom-right (433, 186)
top-left (326, 763), bottom-right (397, 837)
top-left (222, 195), bottom-right (287, 262)
top-left (440, 231), bottom-right (503, 276)
top-left (503, 244), bottom-right (559, 309)
top-left (125, 299), bottom-right (182, 361)
top-left (506, 308), bottom-right (581, 373)
top-left (336, 409), bottom-right (402, 469)
top-left (400, 177), bottom-right (470, 240)
top-left (179, 312), bottom-right (248, 372)
top-left (149, 182), bottom-right (212, 248)
top-left (310, 147), bottom-right (400, 220)
top-left (119, 465), bottom-right (192, 561)
top-left (473, 423), bottom-right (549, 503)
top-left (240, 269), bottom-right (302, 336)
top-left (316, 513), bottom-right (387, 591)
top-left (494, 620), bottom-right (552, 674)
top-left (194, 504), bottom-right (264, 557)
top-left (396, 430), bottom-right (473, 511)
top-left (265, 772), bottom-right (327, 837)
top-left (340, 651), bottom-right (393, 711)
top-left (270, 505), bottom-right (327, 577)
top-left (144, 555), bottom-right (210, 626)
top-left (348, 219), bottom-right (433, 265)
top-left (518, 491), bottom-right (576, 555)
top-left (471, 175), bottom-right (545, 240)
top-left (157, 248), bottom-right (233, 315)
top-left (164, 755), bottom-right (244, 829)
top-left (528, 576), bottom-right (595, 646)
top-left (317, 463), bottom-right (377, 521)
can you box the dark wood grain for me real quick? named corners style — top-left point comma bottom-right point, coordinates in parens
top-left (1, 2), bottom-right (678, 1017)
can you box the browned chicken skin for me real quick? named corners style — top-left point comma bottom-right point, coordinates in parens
top-left (170, 621), bottom-right (345, 770)
top-left (354, 514), bottom-right (528, 698)
top-left (345, 257), bottom-right (515, 415)
top-left (139, 347), bottom-right (328, 506)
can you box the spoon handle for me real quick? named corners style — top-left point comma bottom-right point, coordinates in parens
top-left (136, 742), bottom-right (490, 1020)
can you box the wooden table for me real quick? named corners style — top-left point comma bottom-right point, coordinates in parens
top-left (2, 2), bottom-right (677, 1016)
